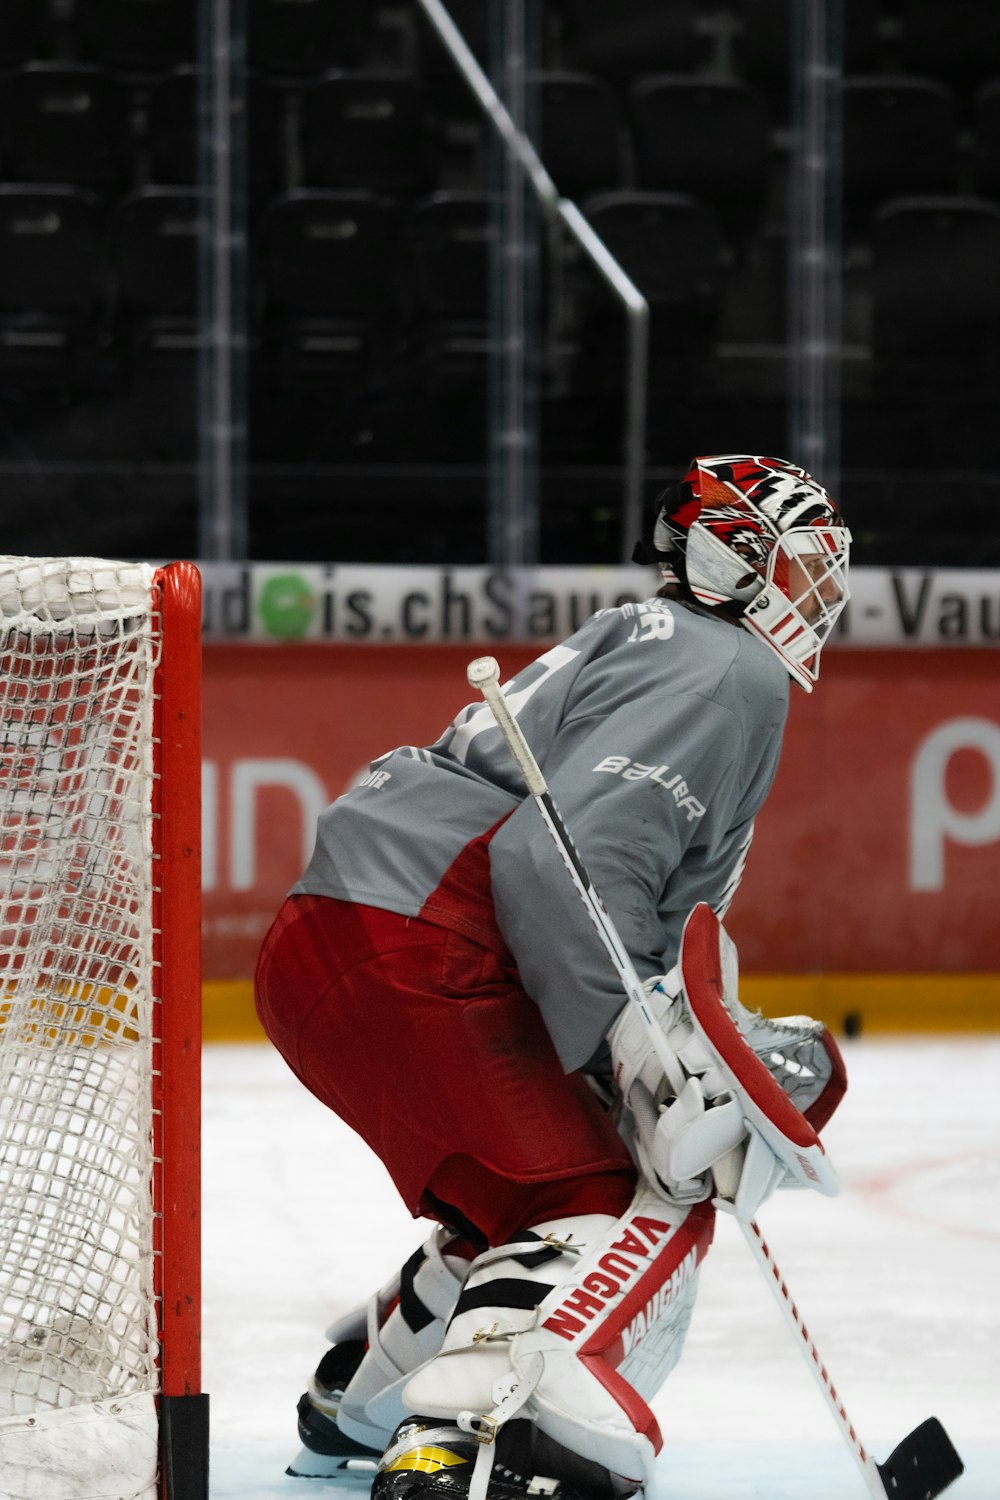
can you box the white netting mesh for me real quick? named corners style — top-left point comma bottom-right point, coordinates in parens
top-left (0, 557), bottom-right (159, 1417)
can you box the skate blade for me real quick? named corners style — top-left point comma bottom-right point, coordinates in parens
top-left (286, 1446), bottom-right (380, 1483)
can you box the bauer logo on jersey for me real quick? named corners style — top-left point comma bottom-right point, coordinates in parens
top-left (612, 600), bottom-right (677, 643)
top-left (357, 769), bottom-right (392, 790)
top-left (592, 756), bottom-right (706, 822)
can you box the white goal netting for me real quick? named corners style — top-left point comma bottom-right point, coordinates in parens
top-left (0, 558), bottom-right (160, 1422)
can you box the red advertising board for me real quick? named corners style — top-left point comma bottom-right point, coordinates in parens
top-left (202, 643), bottom-right (1000, 986)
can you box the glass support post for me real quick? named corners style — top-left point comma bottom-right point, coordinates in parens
top-left (197, 0), bottom-right (249, 561)
top-left (788, 0), bottom-right (843, 491)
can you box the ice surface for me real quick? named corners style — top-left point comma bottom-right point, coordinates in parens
top-left (204, 1037), bottom-right (1000, 1498)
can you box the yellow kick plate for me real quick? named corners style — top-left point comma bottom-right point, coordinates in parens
top-left (385, 1446), bottom-right (470, 1474)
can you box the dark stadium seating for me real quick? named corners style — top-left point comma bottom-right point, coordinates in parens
top-left (974, 82), bottom-right (1000, 200)
top-left (841, 77), bottom-right (961, 239)
top-left (0, 185), bottom-right (109, 389)
top-left (145, 67), bottom-right (285, 204)
top-left (0, 1), bottom-right (55, 66)
top-left (404, 190), bottom-right (499, 329)
top-left (300, 73), bottom-right (432, 197)
top-left (534, 71), bottom-right (630, 199)
top-left (247, 0), bottom-right (371, 77)
top-left (571, 191), bottom-right (730, 400)
top-left (895, 0), bottom-right (1000, 92)
top-left (559, 0), bottom-right (709, 82)
top-left (108, 187), bottom-right (201, 317)
top-left (259, 190), bottom-right (401, 321)
top-left (2, 1), bottom-right (999, 564)
top-left (576, 191), bottom-right (729, 334)
top-left (0, 63), bottom-right (128, 195)
top-left (105, 186), bottom-right (204, 456)
top-left (627, 75), bottom-right (772, 250)
top-left (734, 0), bottom-right (888, 112)
top-left (257, 189), bottom-right (401, 402)
top-left (0, 186), bottom-right (106, 317)
top-left (411, 0), bottom-right (490, 74)
top-left (83, 0), bottom-right (196, 70)
top-left (871, 195), bottom-right (1000, 361)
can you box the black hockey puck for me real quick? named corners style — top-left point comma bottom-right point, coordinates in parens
top-left (843, 1010), bottom-right (863, 1038)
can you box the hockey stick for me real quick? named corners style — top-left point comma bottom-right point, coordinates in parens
top-left (466, 654), bottom-right (964, 1500)
top-left (739, 1221), bottom-right (962, 1500)
top-left (466, 655), bottom-right (687, 1097)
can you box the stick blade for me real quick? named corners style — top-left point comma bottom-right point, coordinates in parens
top-left (875, 1417), bottom-right (964, 1500)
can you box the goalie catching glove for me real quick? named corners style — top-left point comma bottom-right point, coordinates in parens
top-left (607, 903), bottom-right (846, 1218)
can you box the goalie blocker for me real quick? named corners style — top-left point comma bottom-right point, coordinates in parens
top-left (608, 903), bottom-right (843, 1220)
top-left (680, 903), bottom-right (840, 1216)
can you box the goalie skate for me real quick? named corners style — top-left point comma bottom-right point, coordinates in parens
top-left (374, 1415), bottom-right (638, 1500)
top-left (286, 1339), bottom-right (381, 1482)
top-left (288, 1228), bottom-right (471, 1482)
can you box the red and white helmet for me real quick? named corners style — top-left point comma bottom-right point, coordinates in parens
top-left (637, 454), bottom-right (851, 691)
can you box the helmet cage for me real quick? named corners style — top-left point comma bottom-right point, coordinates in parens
top-left (739, 525), bottom-right (851, 691)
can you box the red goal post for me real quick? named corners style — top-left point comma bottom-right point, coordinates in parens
top-left (0, 558), bottom-right (207, 1500)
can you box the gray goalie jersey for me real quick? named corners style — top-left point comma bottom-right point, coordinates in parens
top-left (294, 597), bottom-right (789, 1069)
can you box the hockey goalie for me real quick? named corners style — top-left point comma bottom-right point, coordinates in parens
top-left (254, 456), bottom-right (855, 1498)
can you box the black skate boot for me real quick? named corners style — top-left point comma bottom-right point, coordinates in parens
top-left (287, 1338), bottom-right (382, 1480)
top-left (372, 1416), bottom-right (640, 1500)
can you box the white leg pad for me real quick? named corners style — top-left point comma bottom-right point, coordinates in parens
top-left (337, 1227), bottom-right (471, 1448)
top-left (404, 1189), bottom-right (716, 1490)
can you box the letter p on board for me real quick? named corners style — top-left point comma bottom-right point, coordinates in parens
top-left (910, 717), bottom-right (1000, 890)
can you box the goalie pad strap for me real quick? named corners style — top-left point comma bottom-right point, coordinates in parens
top-left (336, 1228), bottom-right (471, 1448)
top-left (455, 1280), bottom-right (556, 1316)
top-left (399, 1243), bottom-right (441, 1333)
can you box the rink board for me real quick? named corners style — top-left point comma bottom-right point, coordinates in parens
top-left (199, 643), bottom-right (1000, 994)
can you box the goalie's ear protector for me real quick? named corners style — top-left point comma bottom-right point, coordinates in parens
top-left (633, 456), bottom-right (851, 691)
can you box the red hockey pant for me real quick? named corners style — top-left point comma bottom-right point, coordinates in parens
top-left (254, 894), bottom-right (637, 1246)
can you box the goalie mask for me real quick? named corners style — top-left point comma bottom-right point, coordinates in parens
top-left (634, 454), bottom-right (851, 691)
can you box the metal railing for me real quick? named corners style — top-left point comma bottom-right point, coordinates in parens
top-left (417, 0), bottom-right (649, 565)
top-left (192, 1), bottom-right (843, 564)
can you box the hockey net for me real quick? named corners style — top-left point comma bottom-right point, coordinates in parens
top-left (0, 558), bottom-right (205, 1500)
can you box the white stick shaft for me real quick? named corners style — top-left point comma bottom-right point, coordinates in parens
top-left (467, 656), bottom-right (686, 1095)
top-left (739, 1220), bottom-right (887, 1498)
top-left (466, 654), bottom-right (889, 1500)
top-left (469, 654), bottom-right (547, 797)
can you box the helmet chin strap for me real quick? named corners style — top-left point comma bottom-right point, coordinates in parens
top-left (740, 589), bottom-right (820, 692)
